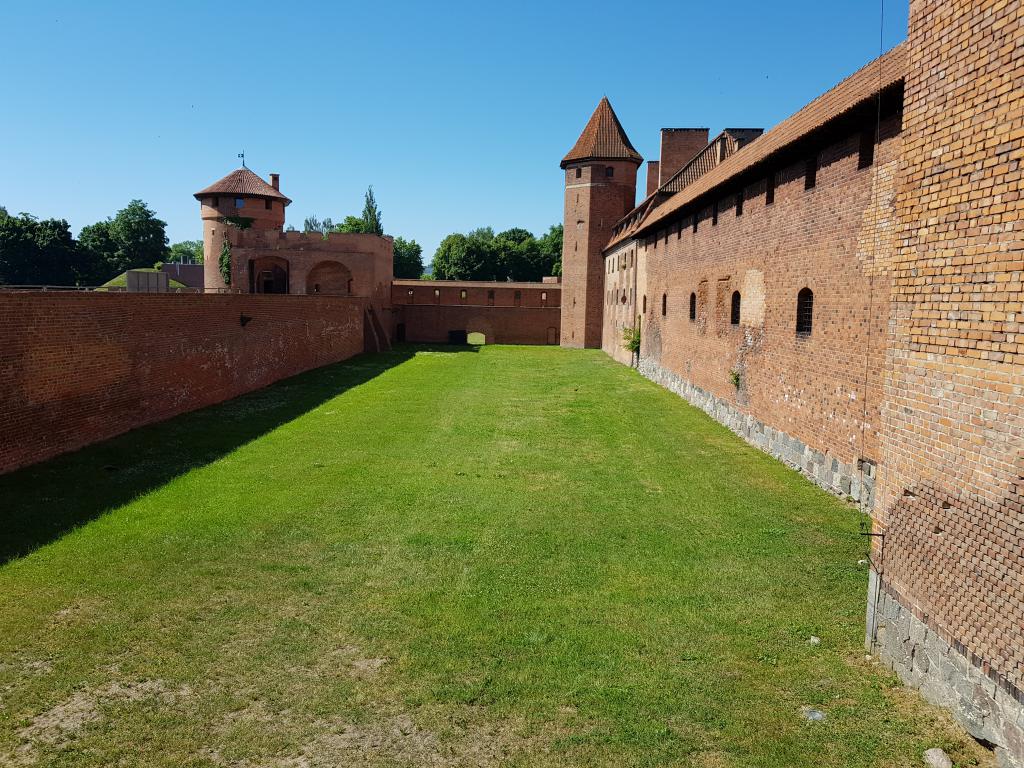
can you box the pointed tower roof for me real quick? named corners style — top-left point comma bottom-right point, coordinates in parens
top-left (561, 97), bottom-right (643, 168)
top-left (194, 167), bottom-right (291, 205)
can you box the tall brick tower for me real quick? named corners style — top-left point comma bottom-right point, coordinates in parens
top-left (193, 168), bottom-right (290, 291)
top-left (560, 98), bottom-right (641, 348)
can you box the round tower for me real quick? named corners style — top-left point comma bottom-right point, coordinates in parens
top-left (193, 168), bottom-right (291, 291)
top-left (560, 97), bottom-right (642, 348)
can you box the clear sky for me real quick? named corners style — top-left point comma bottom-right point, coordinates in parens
top-left (1, 0), bottom-right (908, 266)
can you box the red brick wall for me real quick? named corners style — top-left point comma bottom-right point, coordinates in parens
top-left (0, 293), bottom-right (366, 475)
top-left (659, 128), bottom-right (710, 185)
top-left (610, 112), bottom-right (901, 483)
top-left (394, 305), bottom-right (560, 345)
top-left (391, 280), bottom-right (559, 309)
top-left (877, 0), bottom-right (1024, 697)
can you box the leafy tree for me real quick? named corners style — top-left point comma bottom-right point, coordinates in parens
top-left (331, 216), bottom-right (370, 234)
top-left (303, 215), bottom-right (334, 236)
top-left (538, 224), bottom-right (563, 277)
top-left (0, 210), bottom-right (85, 285)
top-left (80, 200), bottom-right (169, 280)
top-left (168, 239), bottom-right (203, 264)
top-left (361, 186), bottom-right (383, 235)
top-left (392, 236), bottom-right (423, 279)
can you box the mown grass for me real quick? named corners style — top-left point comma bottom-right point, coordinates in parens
top-left (0, 345), bottom-right (991, 767)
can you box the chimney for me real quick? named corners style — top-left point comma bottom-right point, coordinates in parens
top-left (645, 161), bottom-right (661, 197)
top-left (269, 173), bottom-right (280, 191)
top-left (659, 129), bottom-right (709, 185)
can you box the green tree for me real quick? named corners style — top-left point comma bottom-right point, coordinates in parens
top-left (331, 216), bottom-right (370, 234)
top-left (168, 239), bottom-right (203, 264)
top-left (538, 224), bottom-right (563, 277)
top-left (303, 215), bottom-right (334, 236)
top-left (392, 236), bottom-right (423, 279)
top-left (0, 210), bottom-right (84, 285)
top-left (361, 186), bottom-right (383, 235)
top-left (79, 200), bottom-right (169, 280)
top-left (219, 240), bottom-right (232, 286)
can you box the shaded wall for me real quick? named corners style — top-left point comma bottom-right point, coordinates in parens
top-left (0, 293), bottom-right (365, 474)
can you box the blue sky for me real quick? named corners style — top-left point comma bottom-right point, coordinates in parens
top-left (0, 1), bottom-right (908, 265)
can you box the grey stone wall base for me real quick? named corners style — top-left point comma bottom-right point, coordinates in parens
top-left (637, 359), bottom-right (875, 509)
top-left (870, 577), bottom-right (1024, 767)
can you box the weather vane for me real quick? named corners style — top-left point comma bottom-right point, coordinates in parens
top-left (238, 151), bottom-right (246, 168)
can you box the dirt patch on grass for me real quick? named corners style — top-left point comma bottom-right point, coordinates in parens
top-left (11, 678), bottom-right (191, 764)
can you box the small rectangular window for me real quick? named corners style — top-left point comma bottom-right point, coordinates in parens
top-left (736, 191), bottom-right (744, 216)
top-left (487, 289), bottom-right (494, 306)
top-left (265, 199), bottom-right (272, 210)
top-left (712, 201), bottom-right (719, 226)
top-left (235, 197), bottom-right (244, 209)
top-left (692, 215), bottom-right (698, 234)
top-left (211, 197), bottom-right (218, 207)
top-left (859, 130), bottom-right (875, 169)
top-left (663, 230), bottom-right (668, 245)
top-left (605, 166), bottom-right (614, 178)
top-left (575, 167), bottom-right (582, 179)
top-left (766, 173), bottom-right (775, 205)
top-left (805, 156), bottom-right (817, 190)
top-left (677, 222), bottom-right (682, 239)
top-left (460, 289), bottom-right (467, 301)
top-left (514, 290), bottom-right (522, 307)
top-left (541, 291), bottom-right (547, 302)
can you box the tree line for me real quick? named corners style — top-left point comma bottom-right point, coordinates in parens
top-left (430, 224), bottom-right (562, 282)
top-left (0, 200), bottom-right (200, 286)
top-left (299, 186), bottom-right (424, 279)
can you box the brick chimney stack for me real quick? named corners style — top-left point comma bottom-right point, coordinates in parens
top-left (646, 161), bottom-right (661, 197)
top-left (659, 129), bottom-right (709, 185)
top-left (270, 173), bottom-right (280, 191)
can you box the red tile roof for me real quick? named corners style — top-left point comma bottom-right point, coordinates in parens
top-left (194, 168), bottom-right (291, 205)
top-left (561, 97), bottom-right (643, 168)
top-left (606, 43), bottom-right (906, 249)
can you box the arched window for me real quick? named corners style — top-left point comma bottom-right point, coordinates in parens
top-left (661, 293), bottom-right (667, 316)
top-left (796, 287), bottom-right (814, 335)
top-left (730, 291), bottom-right (741, 325)
top-left (689, 292), bottom-right (697, 321)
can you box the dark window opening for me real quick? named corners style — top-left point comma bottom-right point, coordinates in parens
top-left (859, 130), bottom-right (875, 169)
top-left (730, 291), bottom-right (741, 325)
top-left (692, 215), bottom-right (698, 234)
top-left (796, 287), bottom-right (814, 335)
top-left (661, 293), bottom-right (667, 316)
top-left (689, 292), bottom-right (697, 321)
top-left (712, 201), bottom-right (719, 226)
top-left (235, 197), bottom-right (245, 209)
top-left (766, 172), bottom-right (775, 205)
top-left (642, 295), bottom-right (647, 313)
top-left (514, 290), bottom-right (522, 307)
top-left (487, 289), bottom-right (494, 306)
top-left (736, 191), bottom-right (744, 216)
top-left (677, 222), bottom-right (682, 239)
top-left (805, 156), bottom-right (817, 190)
top-left (211, 197), bottom-right (219, 207)
top-left (605, 166), bottom-right (614, 178)
top-left (575, 167), bottom-right (582, 179)
top-left (265, 199), bottom-right (273, 210)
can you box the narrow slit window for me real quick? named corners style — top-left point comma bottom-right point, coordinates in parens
top-left (692, 215), bottom-right (698, 234)
top-left (730, 291), bottom-right (741, 325)
top-left (712, 201), bottom-right (719, 226)
top-left (642, 295), bottom-right (647, 313)
top-left (765, 172), bottom-right (775, 205)
top-left (662, 293), bottom-right (667, 316)
top-left (805, 156), bottom-right (817, 190)
top-left (796, 287), bottom-right (814, 335)
top-left (736, 191), bottom-right (744, 216)
top-left (689, 292), bottom-right (696, 321)
top-left (575, 167), bottom-right (582, 179)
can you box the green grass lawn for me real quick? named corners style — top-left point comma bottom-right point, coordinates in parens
top-left (100, 268), bottom-right (187, 290)
top-left (0, 346), bottom-right (990, 767)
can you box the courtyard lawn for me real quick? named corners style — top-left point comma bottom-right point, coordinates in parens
top-left (0, 346), bottom-right (991, 767)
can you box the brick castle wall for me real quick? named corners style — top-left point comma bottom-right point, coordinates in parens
top-left (0, 293), bottom-right (366, 475)
top-left (607, 112), bottom-right (902, 505)
top-left (868, 0), bottom-right (1024, 761)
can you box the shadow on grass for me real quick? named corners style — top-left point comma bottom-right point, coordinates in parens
top-left (0, 343), bottom-right (476, 565)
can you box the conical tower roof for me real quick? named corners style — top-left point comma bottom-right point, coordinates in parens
top-left (561, 97), bottom-right (643, 169)
top-left (194, 167), bottom-right (291, 205)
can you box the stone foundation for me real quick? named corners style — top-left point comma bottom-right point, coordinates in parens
top-left (870, 576), bottom-right (1024, 767)
top-left (637, 359), bottom-right (875, 509)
